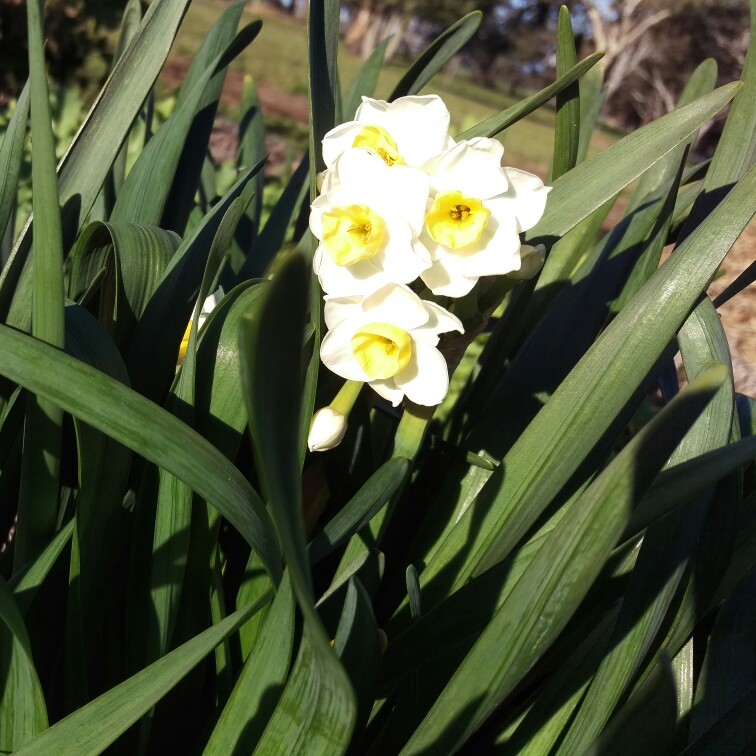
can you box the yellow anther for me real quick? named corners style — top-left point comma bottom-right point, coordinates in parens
top-left (425, 191), bottom-right (490, 249)
top-left (321, 205), bottom-right (387, 266)
top-left (351, 323), bottom-right (412, 379)
top-left (352, 125), bottom-right (405, 167)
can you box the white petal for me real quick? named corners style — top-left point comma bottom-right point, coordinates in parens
top-left (362, 284), bottom-right (430, 330)
top-left (321, 121), bottom-right (370, 168)
top-left (316, 251), bottom-right (385, 297)
top-left (309, 194), bottom-right (331, 239)
top-left (323, 295), bottom-right (364, 330)
top-left (379, 230), bottom-right (431, 284)
top-left (424, 138), bottom-right (508, 199)
top-left (320, 321), bottom-right (371, 381)
top-left (394, 342), bottom-right (450, 406)
top-left (501, 168), bottom-right (551, 232)
top-left (369, 379), bottom-right (405, 406)
top-left (420, 260), bottom-right (478, 298)
top-left (319, 152), bottom-right (430, 233)
top-left (421, 301), bottom-right (464, 336)
top-left (356, 95), bottom-right (451, 166)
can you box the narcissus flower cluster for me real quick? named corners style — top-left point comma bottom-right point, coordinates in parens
top-left (310, 94), bottom-right (550, 411)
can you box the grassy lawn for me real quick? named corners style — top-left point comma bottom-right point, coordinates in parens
top-left (168, 0), bottom-right (616, 174)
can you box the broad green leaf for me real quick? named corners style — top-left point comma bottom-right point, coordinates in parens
top-left (0, 82), bottom-right (29, 242)
top-left (124, 159), bottom-right (264, 401)
top-left (67, 222), bottom-right (181, 348)
top-left (111, 21), bottom-right (262, 227)
top-left (240, 253), bottom-right (312, 603)
top-left (236, 154), bottom-right (309, 280)
top-left (690, 567), bottom-right (756, 739)
top-left (308, 0), bottom-right (341, 182)
top-left (15, 596), bottom-right (270, 756)
top-left (622, 432), bottom-right (756, 542)
top-left (0, 575), bottom-right (47, 751)
top-left (390, 13), bottom-right (482, 100)
top-left (11, 519), bottom-right (74, 616)
top-left (0, 0), bottom-right (193, 332)
top-left (627, 58), bottom-right (717, 214)
top-left (525, 83), bottom-right (740, 246)
top-left (0, 321), bottom-right (282, 583)
top-left (576, 61), bottom-right (603, 164)
top-left (611, 151), bottom-right (688, 314)
top-left (64, 304), bottom-right (132, 701)
top-left (205, 575), bottom-right (294, 754)
top-left (342, 38), bottom-right (390, 119)
top-left (584, 657), bottom-right (678, 756)
top-left (146, 200), bottom-right (243, 668)
top-left (15, 0), bottom-right (66, 567)
top-left (505, 611), bottom-right (617, 755)
top-left (420, 163), bottom-right (755, 608)
top-left (682, 686), bottom-right (756, 755)
top-left (161, 1), bottom-right (249, 234)
top-left (307, 458), bottom-right (408, 564)
top-left (228, 75), bottom-right (266, 272)
top-left (558, 299), bottom-right (735, 754)
top-left (460, 53), bottom-right (603, 140)
top-left (334, 578), bottom-right (380, 737)
top-left (253, 622), bottom-right (356, 755)
top-left (551, 6), bottom-right (580, 181)
top-left (401, 366), bottom-right (727, 753)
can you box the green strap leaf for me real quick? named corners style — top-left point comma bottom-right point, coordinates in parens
top-left (307, 458), bottom-right (408, 564)
top-left (205, 574), bottom-right (294, 754)
top-left (0, 0), bottom-right (193, 332)
top-left (459, 53), bottom-right (603, 140)
top-left (15, 0), bottom-right (67, 567)
top-left (390, 13), bottom-right (482, 100)
top-left (0, 321), bottom-right (282, 584)
top-left (401, 365), bottom-right (727, 753)
top-left (342, 38), bottom-right (390, 119)
top-left (525, 83), bottom-right (741, 246)
top-left (0, 82), bottom-right (29, 242)
top-left (0, 574), bottom-right (47, 752)
top-left (551, 6), bottom-right (580, 181)
top-left (15, 595), bottom-right (270, 756)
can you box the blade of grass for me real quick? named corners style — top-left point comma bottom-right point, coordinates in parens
top-left (390, 13), bottom-right (482, 99)
top-left (460, 53), bottom-right (603, 140)
top-left (550, 6), bottom-right (580, 181)
top-left (15, 0), bottom-right (67, 567)
top-left (0, 575), bottom-right (47, 751)
top-left (15, 594), bottom-right (271, 756)
top-left (205, 574), bottom-right (294, 754)
top-left (0, 321), bottom-right (282, 583)
top-left (525, 83), bottom-right (740, 247)
top-left (401, 365), bottom-right (727, 753)
top-left (0, 82), bottom-right (29, 243)
top-left (0, 0), bottom-right (193, 332)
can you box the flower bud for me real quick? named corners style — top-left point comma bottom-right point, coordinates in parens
top-left (307, 407), bottom-right (348, 452)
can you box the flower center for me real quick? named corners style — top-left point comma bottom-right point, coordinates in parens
top-left (352, 125), bottom-right (405, 167)
top-left (351, 323), bottom-right (412, 379)
top-left (321, 204), bottom-right (387, 266)
top-left (425, 191), bottom-right (490, 249)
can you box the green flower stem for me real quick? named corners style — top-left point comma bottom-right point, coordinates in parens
top-left (330, 379), bottom-right (363, 416)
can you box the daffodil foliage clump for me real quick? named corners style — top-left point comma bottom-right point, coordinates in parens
top-left (0, 1), bottom-right (755, 754)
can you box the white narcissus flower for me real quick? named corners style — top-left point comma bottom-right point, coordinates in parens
top-left (310, 149), bottom-right (432, 296)
top-left (308, 407), bottom-right (348, 452)
top-left (320, 283), bottom-right (463, 407)
top-left (321, 95), bottom-right (454, 170)
top-left (419, 138), bottom-right (551, 298)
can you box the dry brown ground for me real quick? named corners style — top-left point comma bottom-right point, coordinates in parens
top-left (161, 58), bottom-right (755, 397)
